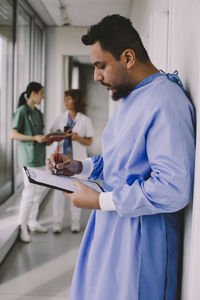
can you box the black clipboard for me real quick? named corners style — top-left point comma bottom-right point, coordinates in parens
top-left (24, 166), bottom-right (103, 193)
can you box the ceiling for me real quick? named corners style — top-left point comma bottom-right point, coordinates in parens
top-left (27, 0), bottom-right (133, 27)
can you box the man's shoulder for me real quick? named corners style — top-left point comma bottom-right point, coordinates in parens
top-left (148, 76), bottom-right (187, 105)
top-left (127, 76), bottom-right (189, 114)
top-left (152, 75), bottom-right (185, 95)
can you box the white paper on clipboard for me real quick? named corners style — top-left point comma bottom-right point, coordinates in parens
top-left (24, 166), bottom-right (103, 193)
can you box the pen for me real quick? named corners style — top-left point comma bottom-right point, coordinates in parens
top-left (54, 145), bottom-right (59, 175)
top-left (55, 145), bottom-right (59, 163)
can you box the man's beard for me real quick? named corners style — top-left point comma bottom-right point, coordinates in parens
top-left (111, 85), bottom-right (132, 101)
top-left (100, 80), bottom-right (133, 101)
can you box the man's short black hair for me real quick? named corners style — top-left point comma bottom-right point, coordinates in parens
top-left (82, 14), bottom-right (150, 63)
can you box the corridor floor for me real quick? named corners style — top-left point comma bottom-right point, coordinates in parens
top-left (0, 190), bottom-right (91, 300)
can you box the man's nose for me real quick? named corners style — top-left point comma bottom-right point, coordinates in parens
top-left (94, 68), bottom-right (103, 82)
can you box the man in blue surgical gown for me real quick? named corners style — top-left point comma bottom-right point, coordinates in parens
top-left (48, 15), bottom-right (195, 300)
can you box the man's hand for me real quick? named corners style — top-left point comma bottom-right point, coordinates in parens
top-left (47, 153), bottom-right (83, 176)
top-left (64, 181), bottom-right (101, 209)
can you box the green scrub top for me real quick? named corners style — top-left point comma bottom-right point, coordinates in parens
top-left (12, 104), bottom-right (46, 167)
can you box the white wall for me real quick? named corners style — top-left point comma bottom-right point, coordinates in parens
top-left (130, 0), bottom-right (169, 53)
top-left (130, 0), bottom-right (200, 299)
top-left (168, 1), bottom-right (200, 299)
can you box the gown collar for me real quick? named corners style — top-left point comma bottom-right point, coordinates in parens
top-left (134, 70), bottom-right (185, 92)
top-left (134, 72), bottom-right (164, 90)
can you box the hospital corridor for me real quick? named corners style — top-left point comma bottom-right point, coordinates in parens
top-left (0, 0), bottom-right (200, 299)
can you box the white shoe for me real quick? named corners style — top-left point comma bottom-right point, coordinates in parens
top-left (28, 221), bottom-right (48, 233)
top-left (53, 222), bottom-right (62, 234)
top-left (71, 220), bottom-right (80, 233)
top-left (19, 225), bottom-right (31, 243)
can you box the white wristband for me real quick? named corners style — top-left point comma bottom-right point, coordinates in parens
top-left (99, 192), bottom-right (116, 211)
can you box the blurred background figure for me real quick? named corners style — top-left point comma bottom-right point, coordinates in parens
top-left (50, 89), bottom-right (94, 233)
top-left (10, 82), bottom-right (49, 243)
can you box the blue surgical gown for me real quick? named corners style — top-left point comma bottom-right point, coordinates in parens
top-left (69, 73), bottom-right (195, 300)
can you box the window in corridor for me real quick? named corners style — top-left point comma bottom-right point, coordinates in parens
top-left (0, 0), bottom-right (14, 204)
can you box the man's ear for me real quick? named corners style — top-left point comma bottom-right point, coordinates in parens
top-left (121, 49), bottom-right (136, 69)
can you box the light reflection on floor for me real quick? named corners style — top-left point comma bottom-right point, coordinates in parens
top-left (0, 190), bottom-right (91, 300)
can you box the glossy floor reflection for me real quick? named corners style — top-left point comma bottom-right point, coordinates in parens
top-left (0, 190), bottom-right (91, 300)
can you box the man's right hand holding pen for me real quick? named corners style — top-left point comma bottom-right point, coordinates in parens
top-left (47, 153), bottom-right (101, 210)
top-left (47, 153), bottom-right (83, 177)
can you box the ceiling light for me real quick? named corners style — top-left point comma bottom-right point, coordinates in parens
top-left (59, 0), bottom-right (70, 26)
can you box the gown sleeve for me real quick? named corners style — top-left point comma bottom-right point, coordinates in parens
top-left (88, 155), bottom-right (104, 181)
top-left (112, 96), bottom-right (195, 218)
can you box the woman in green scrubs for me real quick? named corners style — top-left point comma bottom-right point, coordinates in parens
top-left (11, 82), bottom-right (48, 243)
